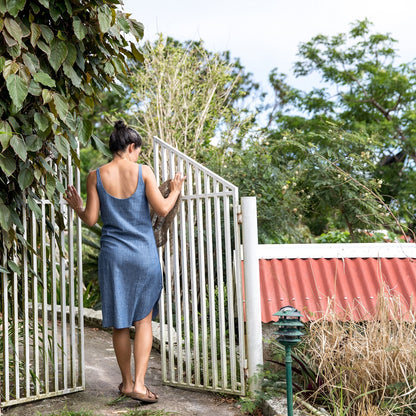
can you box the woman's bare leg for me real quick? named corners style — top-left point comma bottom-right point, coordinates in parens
top-left (112, 327), bottom-right (134, 394)
top-left (132, 311), bottom-right (157, 398)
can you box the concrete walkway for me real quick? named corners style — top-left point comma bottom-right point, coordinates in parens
top-left (2, 326), bottom-right (244, 416)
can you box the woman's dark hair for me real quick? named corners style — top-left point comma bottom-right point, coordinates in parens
top-left (109, 120), bottom-right (142, 154)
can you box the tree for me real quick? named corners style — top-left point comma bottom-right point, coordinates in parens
top-left (266, 20), bottom-right (416, 238)
top-left (129, 35), bottom-right (259, 163)
top-left (0, 0), bottom-right (144, 264)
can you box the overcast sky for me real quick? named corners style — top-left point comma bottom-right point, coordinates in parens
top-left (122, 0), bottom-right (416, 93)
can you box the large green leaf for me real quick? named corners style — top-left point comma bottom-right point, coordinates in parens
top-left (33, 71), bottom-right (56, 87)
top-left (53, 93), bottom-right (68, 121)
top-left (22, 52), bottom-right (40, 74)
top-left (0, 265), bottom-right (9, 274)
top-left (49, 38), bottom-right (68, 72)
top-left (65, 111), bottom-right (77, 133)
top-left (3, 30), bottom-right (17, 47)
top-left (30, 22), bottom-right (41, 47)
top-left (8, 43), bottom-right (21, 59)
top-left (98, 5), bottom-right (112, 34)
top-left (76, 117), bottom-right (93, 144)
top-left (73, 16), bottom-right (87, 41)
top-left (5, 0), bottom-right (25, 17)
top-left (39, 24), bottom-right (54, 43)
top-left (42, 88), bottom-right (53, 104)
top-left (4, 16), bottom-right (22, 44)
top-left (130, 42), bottom-right (144, 63)
top-left (0, 56), bottom-right (6, 72)
top-left (34, 112), bottom-right (49, 132)
top-left (55, 135), bottom-right (69, 157)
top-left (27, 194), bottom-right (42, 219)
top-left (129, 19), bottom-right (144, 40)
top-left (18, 166), bottom-right (34, 189)
top-left (0, 152), bottom-right (16, 176)
top-left (2, 59), bottom-right (19, 79)
top-left (117, 15), bottom-right (130, 33)
top-left (0, 200), bottom-right (12, 229)
top-left (0, 120), bottom-right (12, 149)
top-left (28, 80), bottom-right (41, 96)
top-left (37, 40), bottom-right (50, 55)
top-left (25, 135), bottom-right (43, 151)
top-left (10, 134), bottom-right (27, 161)
top-left (6, 73), bottom-right (29, 109)
top-left (63, 0), bottom-right (72, 14)
top-left (0, 0), bottom-right (6, 13)
top-left (65, 42), bottom-right (77, 66)
top-left (104, 61), bottom-right (115, 77)
top-left (63, 62), bottom-right (82, 88)
top-left (45, 172), bottom-right (56, 200)
top-left (91, 135), bottom-right (111, 157)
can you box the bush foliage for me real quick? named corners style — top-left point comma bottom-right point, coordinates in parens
top-left (0, 0), bottom-right (143, 265)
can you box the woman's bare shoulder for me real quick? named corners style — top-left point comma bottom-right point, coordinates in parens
top-left (86, 169), bottom-right (97, 184)
top-left (141, 164), bottom-right (155, 178)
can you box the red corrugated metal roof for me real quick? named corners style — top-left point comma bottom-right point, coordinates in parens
top-left (258, 257), bottom-right (416, 322)
top-left (244, 244), bottom-right (416, 322)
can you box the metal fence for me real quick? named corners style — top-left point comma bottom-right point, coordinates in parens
top-left (153, 137), bottom-right (246, 395)
top-left (0, 153), bottom-right (84, 408)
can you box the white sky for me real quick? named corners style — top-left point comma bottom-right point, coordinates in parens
top-left (122, 0), bottom-right (416, 93)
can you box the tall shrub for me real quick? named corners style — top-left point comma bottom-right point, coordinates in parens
top-left (0, 0), bottom-right (143, 266)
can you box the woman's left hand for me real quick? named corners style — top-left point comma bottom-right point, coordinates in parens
top-left (63, 185), bottom-right (84, 214)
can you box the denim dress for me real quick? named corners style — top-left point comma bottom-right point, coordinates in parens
top-left (96, 164), bottom-right (162, 329)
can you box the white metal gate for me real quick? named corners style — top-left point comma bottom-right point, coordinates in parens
top-left (153, 137), bottom-right (246, 395)
top-left (1, 152), bottom-right (84, 408)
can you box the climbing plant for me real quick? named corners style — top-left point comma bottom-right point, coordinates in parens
top-left (0, 0), bottom-right (143, 269)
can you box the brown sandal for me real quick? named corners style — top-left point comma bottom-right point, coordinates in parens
top-left (127, 385), bottom-right (158, 403)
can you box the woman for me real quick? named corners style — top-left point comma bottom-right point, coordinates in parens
top-left (64, 120), bottom-right (185, 403)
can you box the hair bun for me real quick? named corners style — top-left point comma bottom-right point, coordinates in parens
top-left (114, 120), bottom-right (127, 130)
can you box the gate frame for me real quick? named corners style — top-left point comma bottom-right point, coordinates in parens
top-left (153, 136), bottom-right (247, 395)
top-left (1, 150), bottom-right (84, 408)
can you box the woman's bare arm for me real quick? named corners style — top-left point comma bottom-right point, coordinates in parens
top-left (142, 165), bottom-right (185, 217)
top-left (64, 170), bottom-right (100, 227)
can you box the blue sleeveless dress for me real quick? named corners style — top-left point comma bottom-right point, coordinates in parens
top-left (96, 165), bottom-right (162, 329)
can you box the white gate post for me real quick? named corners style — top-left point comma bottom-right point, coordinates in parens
top-left (241, 197), bottom-right (263, 393)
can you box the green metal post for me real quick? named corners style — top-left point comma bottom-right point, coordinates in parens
top-left (285, 344), bottom-right (294, 416)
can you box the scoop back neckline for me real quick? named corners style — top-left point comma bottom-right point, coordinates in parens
top-left (97, 165), bottom-right (141, 200)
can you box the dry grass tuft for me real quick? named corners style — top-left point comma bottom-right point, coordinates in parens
top-left (304, 286), bottom-right (416, 415)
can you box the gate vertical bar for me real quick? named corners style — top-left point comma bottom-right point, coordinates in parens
top-left (178, 157), bottom-right (191, 383)
top-left (41, 198), bottom-right (49, 394)
top-left (205, 174), bottom-right (218, 389)
top-left (233, 198), bottom-right (246, 394)
top-left (22, 196), bottom-right (30, 398)
top-left (59, 170), bottom-right (68, 392)
top-left (213, 180), bottom-right (227, 388)
top-left (31, 210), bottom-right (40, 396)
top-left (12, 247), bottom-right (20, 399)
top-left (67, 153), bottom-right (76, 388)
top-left (76, 143), bottom-right (85, 388)
top-left (186, 162), bottom-right (200, 386)
top-left (195, 169), bottom-right (208, 387)
top-left (50, 204), bottom-right (59, 391)
top-left (2, 248), bottom-right (10, 402)
top-left (223, 193), bottom-right (236, 390)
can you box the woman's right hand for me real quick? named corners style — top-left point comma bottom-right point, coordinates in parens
top-left (170, 172), bottom-right (186, 194)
